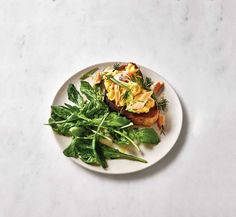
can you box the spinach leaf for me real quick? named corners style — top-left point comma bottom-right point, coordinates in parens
top-left (67, 83), bottom-right (84, 106)
top-left (63, 139), bottom-right (80, 158)
top-left (63, 138), bottom-right (99, 165)
top-left (104, 112), bottom-right (131, 127)
top-left (76, 139), bottom-right (99, 165)
top-left (69, 126), bottom-right (87, 137)
top-left (129, 128), bottom-right (160, 144)
top-left (100, 144), bottom-right (147, 163)
top-left (80, 81), bottom-right (97, 101)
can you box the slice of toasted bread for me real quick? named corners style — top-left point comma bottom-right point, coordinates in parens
top-left (105, 95), bottom-right (159, 127)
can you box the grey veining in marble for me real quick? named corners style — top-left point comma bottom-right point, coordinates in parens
top-left (0, 0), bottom-right (236, 217)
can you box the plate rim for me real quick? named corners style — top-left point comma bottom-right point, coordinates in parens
top-left (52, 61), bottom-right (183, 175)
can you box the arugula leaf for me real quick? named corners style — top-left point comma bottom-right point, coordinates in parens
top-left (55, 123), bottom-right (75, 136)
top-left (110, 130), bottom-right (130, 145)
top-left (110, 129), bottom-right (140, 151)
top-left (80, 81), bottom-right (97, 101)
top-left (51, 105), bottom-right (72, 119)
top-left (67, 84), bottom-right (84, 106)
top-left (80, 68), bottom-right (98, 80)
top-left (81, 100), bottom-right (108, 118)
top-left (129, 128), bottom-right (160, 144)
top-left (63, 103), bottom-right (80, 113)
top-left (104, 112), bottom-right (131, 127)
top-left (92, 113), bottom-right (109, 168)
top-left (100, 144), bottom-right (147, 163)
top-left (92, 137), bottom-right (107, 168)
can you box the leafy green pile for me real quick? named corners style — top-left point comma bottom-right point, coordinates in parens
top-left (48, 81), bottom-right (160, 168)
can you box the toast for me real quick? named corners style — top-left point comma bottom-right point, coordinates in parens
top-left (102, 63), bottom-right (160, 127)
top-left (105, 95), bottom-right (159, 127)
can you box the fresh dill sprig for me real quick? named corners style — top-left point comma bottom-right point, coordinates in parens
top-left (144, 77), bottom-right (153, 89)
top-left (113, 63), bottom-right (120, 70)
top-left (136, 76), bottom-right (153, 91)
top-left (157, 97), bottom-right (168, 111)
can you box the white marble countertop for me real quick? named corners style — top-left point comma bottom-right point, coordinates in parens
top-left (1, 0), bottom-right (236, 216)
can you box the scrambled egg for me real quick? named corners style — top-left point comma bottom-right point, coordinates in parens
top-left (104, 63), bottom-right (155, 113)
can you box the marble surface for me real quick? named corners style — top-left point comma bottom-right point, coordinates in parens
top-left (0, 0), bottom-right (236, 216)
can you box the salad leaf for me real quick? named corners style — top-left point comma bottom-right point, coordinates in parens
top-left (63, 103), bottom-right (81, 113)
top-left (67, 84), bottom-right (84, 106)
top-left (129, 128), bottom-right (160, 144)
top-left (104, 112), bottom-right (131, 127)
top-left (51, 105), bottom-right (71, 119)
top-left (93, 113), bottom-right (109, 168)
top-left (110, 129), bottom-right (140, 151)
top-left (109, 129), bottom-right (131, 145)
top-left (92, 137), bottom-right (107, 168)
top-left (69, 126), bottom-right (87, 137)
top-left (63, 139), bottom-right (80, 158)
top-left (80, 81), bottom-right (97, 101)
top-left (81, 100), bottom-right (108, 118)
top-left (64, 138), bottom-right (99, 165)
top-left (101, 144), bottom-right (147, 163)
top-left (55, 123), bottom-right (74, 136)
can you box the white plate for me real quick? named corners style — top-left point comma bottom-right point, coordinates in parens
top-left (52, 62), bottom-right (183, 174)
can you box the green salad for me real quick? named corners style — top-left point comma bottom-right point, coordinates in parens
top-left (47, 72), bottom-right (161, 169)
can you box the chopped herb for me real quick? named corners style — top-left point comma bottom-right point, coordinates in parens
top-left (113, 63), bottom-right (120, 70)
top-left (145, 77), bottom-right (153, 88)
top-left (157, 97), bottom-right (168, 111)
top-left (123, 90), bottom-right (130, 100)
